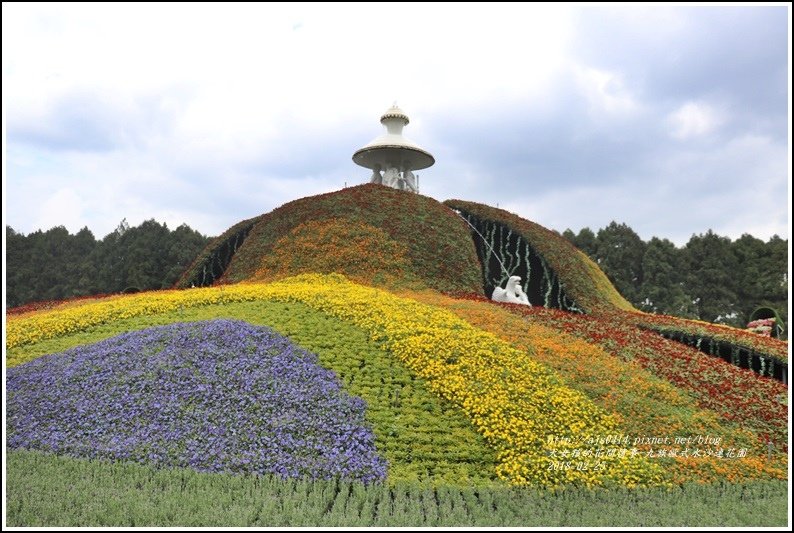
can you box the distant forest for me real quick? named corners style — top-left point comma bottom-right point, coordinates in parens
top-left (562, 222), bottom-right (788, 333)
top-left (5, 219), bottom-right (788, 336)
top-left (6, 219), bottom-right (212, 308)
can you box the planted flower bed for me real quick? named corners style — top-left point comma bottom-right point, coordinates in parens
top-left (252, 218), bottom-right (419, 287)
top-left (6, 275), bottom-right (664, 487)
top-left (8, 300), bottom-right (500, 486)
top-left (7, 319), bottom-right (387, 483)
top-left (177, 184), bottom-right (483, 293)
top-left (489, 301), bottom-right (789, 454)
top-left (640, 326), bottom-right (787, 383)
top-left (396, 289), bottom-right (786, 484)
top-left (6, 292), bottom-right (119, 317)
top-left (629, 312), bottom-right (788, 365)
top-left (6, 275), bottom-right (788, 487)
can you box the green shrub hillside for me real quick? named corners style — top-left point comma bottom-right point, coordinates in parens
top-left (176, 185), bottom-right (483, 293)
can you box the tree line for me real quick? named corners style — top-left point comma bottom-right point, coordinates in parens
top-left (562, 222), bottom-right (788, 334)
top-left (6, 219), bottom-right (212, 309)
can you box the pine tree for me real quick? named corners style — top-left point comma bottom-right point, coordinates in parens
top-left (683, 230), bottom-right (739, 325)
top-left (594, 222), bottom-right (646, 304)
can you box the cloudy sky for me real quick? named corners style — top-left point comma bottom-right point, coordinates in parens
top-left (3, 3), bottom-right (790, 246)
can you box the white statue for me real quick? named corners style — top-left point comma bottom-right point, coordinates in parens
top-left (383, 166), bottom-right (400, 188)
top-left (402, 166), bottom-right (418, 193)
top-left (491, 276), bottom-right (531, 306)
top-left (370, 164), bottom-right (383, 185)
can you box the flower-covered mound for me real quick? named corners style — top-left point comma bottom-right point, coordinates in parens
top-left (165, 186), bottom-right (786, 381)
top-left (176, 184), bottom-right (483, 293)
top-left (7, 319), bottom-right (387, 483)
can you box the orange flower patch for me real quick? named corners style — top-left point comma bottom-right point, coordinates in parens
top-left (253, 218), bottom-right (418, 287)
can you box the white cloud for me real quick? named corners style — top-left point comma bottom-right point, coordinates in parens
top-left (667, 102), bottom-right (724, 140)
top-left (34, 188), bottom-right (86, 233)
top-left (573, 66), bottom-right (639, 117)
top-left (511, 131), bottom-right (789, 246)
top-left (3, 3), bottom-right (575, 127)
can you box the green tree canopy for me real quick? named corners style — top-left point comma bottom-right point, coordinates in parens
top-left (593, 222), bottom-right (646, 304)
top-left (5, 220), bottom-right (212, 308)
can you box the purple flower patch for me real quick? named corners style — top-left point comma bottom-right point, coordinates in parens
top-left (6, 319), bottom-right (387, 483)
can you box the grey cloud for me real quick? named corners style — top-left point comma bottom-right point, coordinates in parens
top-left (414, 7), bottom-right (788, 245)
top-left (571, 7), bottom-right (788, 124)
top-left (9, 93), bottom-right (118, 151)
top-left (7, 88), bottom-right (188, 153)
top-left (423, 81), bottom-right (668, 195)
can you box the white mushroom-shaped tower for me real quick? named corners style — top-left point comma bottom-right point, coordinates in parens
top-left (353, 105), bottom-right (435, 193)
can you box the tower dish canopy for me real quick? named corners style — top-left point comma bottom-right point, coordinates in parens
top-left (353, 105), bottom-right (434, 193)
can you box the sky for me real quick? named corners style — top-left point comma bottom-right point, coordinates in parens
top-left (2, 3), bottom-right (791, 246)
